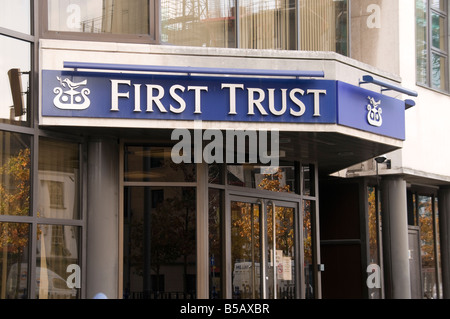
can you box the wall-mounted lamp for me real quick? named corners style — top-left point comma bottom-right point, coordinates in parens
top-left (360, 75), bottom-right (418, 99)
top-left (375, 155), bottom-right (391, 169)
top-left (8, 68), bottom-right (29, 117)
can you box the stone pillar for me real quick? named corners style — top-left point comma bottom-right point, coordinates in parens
top-left (86, 138), bottom-right (119, 299)
top-left (438, 187), bottom-right (450, 299)
top-left (380, 176), bottom-right (411, 299)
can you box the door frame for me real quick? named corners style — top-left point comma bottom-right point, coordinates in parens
top-left (226, 189), bottom-right (304, 299)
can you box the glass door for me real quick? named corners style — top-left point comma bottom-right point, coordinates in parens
top-left (230, 196), bottom-right (298, 299)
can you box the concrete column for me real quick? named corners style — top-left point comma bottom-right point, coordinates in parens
top-left (86, 138), bottom-right (119, 299)
top-left (438, 187), bottom-right (450, 299)
top-left (380, 176), bottom-right (411, 299)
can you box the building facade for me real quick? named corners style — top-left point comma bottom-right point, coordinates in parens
top-left (0, 0), bottom-right (449, 300)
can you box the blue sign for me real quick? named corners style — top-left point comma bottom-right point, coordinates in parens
top-left (41, 70), bottom-right (405, 140)
top-left (337, 81), bottom-right (405, 140)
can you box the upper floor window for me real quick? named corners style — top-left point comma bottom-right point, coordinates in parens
top-left (43, 0), bottom-right (348, 55)
top-left (160, 0), bottom-right (348, 54)
top-left (416, 0), bottom-right (449, 93)
top-left (44, 0), bottom-right (157, 42)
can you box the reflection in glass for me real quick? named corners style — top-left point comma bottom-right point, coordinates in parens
top-left (227, 164), bottom-right (295, 193)
top-left (36, 225), bottom-right (80, 299)
top-left (239, 0), bottom-right (296, 50)
top-left (48, 0), bottom-right (149, 34)
top-left (367, 186), bottom-right (381, 299)
top-left (125, 146), bottom-right (195, 183)
top-left (209, 189), bottom-right (223, 298)
top-left (266, 204), bottom-right (295, 299)
top-left (231, 201), bottom-right (260, 299)
top-left (0, 0), bottom-right (31, 34)
top-left (160, 0), bottom-right (348, 54)
top-left (0, 36), bottom-right (31, 126)
top-left (123, 187), bottom-right (196, 299)
top-left (161, 0), bottom-right (236, 47)
top-left (431, 53), bottom-right (447, 91)
top-left (38, 138), bottom-right (80, 220)
top-left (302, 164), bottom-right (315, 196)
top-left (0, 222), bottom-right (30, 299)
top-left (431, 11), bottom-right (446, 51)
top-left (0, 131), bottom-right (31, 216)
top-left (208, 164), bottom-right (224, 185)
top-left (416, 0), bottom-right (428, 85)
top-left (431, 0), bottom-right (445, 11)
top-left (303, 200), bottom-right (314, 299)
top-left (418, 195), bottom-right (439, 299)
top-left (434, 197), bottom-right (443, 299)
top-left (299, 0), bottom-right (348, 54)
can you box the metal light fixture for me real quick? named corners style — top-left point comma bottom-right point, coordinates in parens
top-left (8, 68), bottom-right (29, 117)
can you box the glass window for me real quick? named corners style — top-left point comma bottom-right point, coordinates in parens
top-left (208, 188), bottom-right (223, 298)
top-left (0, 0), bottom-right (31, 34)
top-left (161, 0), bottom-right (236, 47)
top-left (36, 225), bottom-right (81, 299)
top-left (367, 186), bottom-right (381, 299)
top-left (239, 0), bottom-right (296, 50)
top-left (416, 0), bottom-right (448, 92)
top-left (417, 0), bottom-right (428, 85)
top-left (48, 0), bottom-right (150, 35)
top-left (227, 164), bottom-right (296, 192)
top-left (0, 222), bottom-right (30, 299)
top-left (125, 146), bottom-right (196, 183)
top-left (123, 186), bottom-right (196, 299)
top-left (0, 36), bottom-right (31, 126)
top-left (208, 164), bottom-right (224, 184)
top-left (418, 195), bottom-right (440, 299)
top-left (431, 0), bottom-right (445, 11)
top-left (303, 200), bottom-right (314, 299)
top-left (299, 0), bottom-right (348, 54)
top-left (431, 11), bottom-right (446, 50)
top-left (0, 131), bottom-right (32, 217)
top-left (38, 138), bottom-right (80, 220)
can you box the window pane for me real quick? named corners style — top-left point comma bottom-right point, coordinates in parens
top-left (416, 0), bottom-right (428, 85)
top-left (161, 0), bottom-right (236, 47)
top-left (125, 146), bottom-right (196, 183)
top-left (431, 0), bottom-right (445, 11)
top-left (208, 164), bottom-right (224, 184)
top-left (36, 225), bottom-right (80, 299)
top-left (431, 11), bottom-right (446, 51)
top-left (0, 222), bottom-right (30, 299)
top-left (303, 200), bottom-right (314, 299)
top-left (0, 36), bottom-right (31, 126)
top-left (123, 186), bottom-right (196, 299)
top-left (0, 131), bottom-right (31, 217)
top-left (299, 0), bottom-right (348, 53)
top-left (431, 53), bottom-right (446, 90)
top-left (48, 0), bottom-right (149, 34)
top-left (367, 186), bottom-right (381, 299)
top-left (418, 195), bottom-right (437, 299)
top-left (227, 164), bottom-right (295, 193)
top-left (0, 0), bottom-right (31, 34)
top-left (209, 188), bottom-right (223, 298)
top-left (240, 0), bottom-right (296, 50)
top-left (38, 138), bottom-right (80, 220)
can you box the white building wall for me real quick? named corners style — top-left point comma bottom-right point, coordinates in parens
top-left (391, 1), bottom-right (450, 181)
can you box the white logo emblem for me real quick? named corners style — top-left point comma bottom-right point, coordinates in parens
top-left (366, 96), bottom-right (382, 127)
top-left (53, 76), bottom-right (91, 110)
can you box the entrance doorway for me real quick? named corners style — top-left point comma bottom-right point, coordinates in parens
top-left (230, 196), bottom-right (299, 299)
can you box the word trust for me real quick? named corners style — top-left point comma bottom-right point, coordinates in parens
top-left (110, 80), bottom-right (327, 117)
top-left (171, 121), bottom-right (279, 166)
